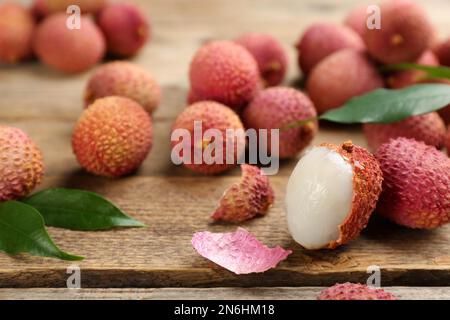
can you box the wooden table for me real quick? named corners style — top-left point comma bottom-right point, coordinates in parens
top-left (1, 0), bottom-right (450, 300)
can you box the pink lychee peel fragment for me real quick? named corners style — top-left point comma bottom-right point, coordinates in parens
top-left (191, 228), bottom-right (292, 274)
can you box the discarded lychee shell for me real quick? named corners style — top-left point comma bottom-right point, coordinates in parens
top-left (318, 283), bottom-right (397, 300)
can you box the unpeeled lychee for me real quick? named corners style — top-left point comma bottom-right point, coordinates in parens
top-left (235, 33), bottom-right (288, 86)
top-left (363, 112), bottom-right (446, 151)
top-left (0, 3), bottom-right (35, 64)
top-left (171, 101), bottom-right (245, 174)
top-left (286, 141), bottom-right (383, 249)
top-left (189, 41), bottom-right (260, 111)
top-left (85, 61), bottom-right (161, 114)
top-left (212, 164), bottom-right (274, 222)
top-left (242, 87), bottom-right (317, 159)
top-left (376, 137), bottom-right (450, 229)
top-left (344, 5), bottom-right (369, 37)
top-left (318, 283), bottom-right (397, 300)
top-left (434, 37), bottom-right (450, 67)
top-left (0, 126), bottom-right (44, 201)
top-left (32, 0), bottom-right (106, 17)
top-left (72, 96), bottom-right (153, 177)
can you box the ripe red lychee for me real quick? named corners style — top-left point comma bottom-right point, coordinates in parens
top-left (344, 5), bottom-right (369, 37)
top-left (296, 23), bottom-right (365, 74)
top-left (189, 41), bottom-right (260, 112)
top-left (286, 141), bottom-right (383, 249)
top-left (33, 13), bottom-right (105, 73)
top-left (235, 33), bottom-right (288, 87)
top-left (0, 126), bottom-right (44, 201)
top-left (171, 101), bottom-right (245, 174)
top-left (376, 137), bottom-right (450, 229)
top-left (242, 87), bottom-right (317, 159)
top-left (32, 0), bottom-right (106, 17)
top-left (72, 96), bottom-right (153, 177)
top-left (434, 37), bottom-right (450, 67)
top-left (85, 61), bottom-right (161, 114)
top-left (318, 283), bottom-right (397, 300)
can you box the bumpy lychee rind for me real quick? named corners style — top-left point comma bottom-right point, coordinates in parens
top-left (296, 23), bottom-right (365, 74)
top-left (212, 164), bottom-right (274, 222)
top-left (189, 41), bottom-right (260, 111)
top-left (376, 137), bottom-right (450, 229)
top-left (235, 33), bottom-right (288, 87)
top-left (242, 87), bottom-right (318, 159)
top-left (85, 61), bottom-right (161, 114)
top-left (33, 13), bottom-right (105, 73)
top-left (0, 3), bottom-right (35, 64)
top-left (306, 49), bottom-right (384, 114)
top-left (434, 37), bottom-right (450, 67)
top-left (0, 126), bottom-right (44, 201)
top-left (171, 101), bottom-right (245, 174)
top-left (72, 96), bottom-right (153, 177)
top-left (363, 112), bottom-right (446, 151)
top-left (318, 283), bottom-right (397, 300)
top-left (32, 0), bottom-right (106, 17)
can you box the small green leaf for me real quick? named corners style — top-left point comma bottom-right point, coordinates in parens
top-left (22, 188), bottom-right (146, 231)
top-left (381, 63), bottom-right (450, 80)
top-left (320, 84), bottom-right (450, 124)
top-left (0, 201), bottom-right (83, 261)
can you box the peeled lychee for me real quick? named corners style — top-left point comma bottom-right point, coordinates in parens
top-left (85, 61), bottom-right (161, 114)
top-left (376, 137), bottom-right (450, 229)
top-left (72, 96), bottom-right (153, 177)
top-left (235, 33), bottom-right (288, 87)
top-left (296, 23), bottom-right (365, 74)
top-left (33, 13), bottom-right (105, 73)
top-left (189, 41), bottom-right (260, 111)
top-left (32, 0), bottom-right (106, 17)
top-left (286, 141), bottom-right (383, 249)
top-left (434, 37), bottom-right (450, 67)
top-left (363, 0), bottom-right (433, 64)
top-left (212, 164), bottom-right (274, 222)
top-left (0, 3), bottom-right (35, 64)
top-left (363, 112), bottom-right (446, 151)
top-left (171, 101), bottom-right (245, 174)
top-left (0, 126), bottom-right (44, 201)
top-left (242, 87), bottom-right (317, 159)
top-left (97, 3), bottom-right (150, 58)
top-left (344, 5), bottom-right (369, 37)
top-left (318, 283), bottom-right (397, 300)
top-left (306, 49), bottom-right (384, 114)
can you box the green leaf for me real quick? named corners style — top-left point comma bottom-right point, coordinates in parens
top-left (22, 188), bottom-right (146, 231)
top-left (320, 84), bottom-right (450, 124)
top-left (381, 63), bottom-right (450, 80)
top-left (0, 201), bottom-right (83, 261)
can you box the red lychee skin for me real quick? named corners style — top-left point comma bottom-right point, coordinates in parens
top-left (306, 49), bottom-right (384, 114)
top-left (242, 87), bottom-right (317, 159)
top-left (318, 283), bottom-right (397, 300)
top-left (171, 101), bottom-right (245, 174)
top-left (212, 164), bottom-right (274, 222)
top-left (0, 126), bottom-right (44, 201)
top-left (189, 41), bottom-right (260, 112)
top-left (344, 5), bottom-right (369, 37)
top-left (72, 96), bottom-right (153, 178)
top-left (32, 0), bottom-right (106, 17)
top-left (363, 0), bottom-right (433, 64)
top-left (85, 61), bottom-right (161, 114)
top-left (446, 126), bottom-right (450, 156)
top-left (235, 33), bottom-right (288, 87)
top-left (296, 23), bottom-right (365, 74)
top-left (97, 3), bottom-right (150, 58)
top-left (434, 37), bottom-right (450, 67)
top-left (363, 112), bottom-right (446, 151)
top-left (375, 138), bottom-right (450, 229)
top-left (33, 13), bottom-right (105, 73)
top-left (0, 3), bottom-right (35, 64)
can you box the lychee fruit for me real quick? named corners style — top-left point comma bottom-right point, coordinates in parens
top-left (212, 164), bottom-right (274, 222)
top-left (446, 126), bottom-right (450, 156)
top-left (363, 112), bottom-right (446, 151)
top-left (434, 37), bottom-right (450, 67)
top-left (0, 126), bottom-right (44, 201)
top-left (72, 96), bottom-right (153, 177)
top-left (188, 41), bottom-right (260, 112)
top-left (171, 101), bottom-right (245, 174)
top-left (85, 61), bottom-right (161, 114)
top-left (363, 0), bottom-right (433, 64)
top-left (286, 141), bottom-right (383, 249)
top-left (375, 137), bottom-right (450, 229)
top-left (0, 2), bottom-right (35, 64)
top-left (32, 0), bottom-right (106, 17)
top-left (306, 49), bottom-right (384, 114)
top-left (344, 5), bottom-right (369, 37)
top-left (33, 13), bottom-right (105, 73)
top-left (234, 33), bottom-right (288, 87)
top-left (242, 87), bottom-right (318, 159)
top-left (97, 3), bottom-right (150, 58)
top-left (318, 283), bottom-right (397, 300)
top-left (295, 23), bottom-right (365, 74)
